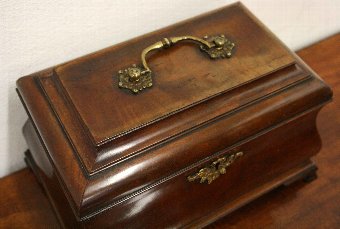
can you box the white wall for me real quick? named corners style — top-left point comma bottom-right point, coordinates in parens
top-left (0, 0), bottom-right (339, 178)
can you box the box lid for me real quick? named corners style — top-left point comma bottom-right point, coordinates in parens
top-left (17, 2), bottom-right (332, 219)
top-left (35, 1), bottom-right (297, 173)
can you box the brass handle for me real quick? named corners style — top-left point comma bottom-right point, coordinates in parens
top-left (117, 34), bottom-right (235, 93)
top-left (187, 151), bottom-right (243, 184)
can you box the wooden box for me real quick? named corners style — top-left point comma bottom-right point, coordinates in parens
top-left (16, 3), bottom-right (332, 228)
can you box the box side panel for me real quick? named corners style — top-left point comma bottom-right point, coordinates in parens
top-left (16, 75), bottom-right (87, 216)
top-left (23, 121), bottom-right (80, 228)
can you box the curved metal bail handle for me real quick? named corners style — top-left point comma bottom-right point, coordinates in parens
top-left (141, 36), bottom-right (213, 74)
top-left (117, 34), bottom-right (235, 94)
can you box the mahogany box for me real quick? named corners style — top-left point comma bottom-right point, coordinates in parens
top-left (16, 2), bottom-right (332, 228)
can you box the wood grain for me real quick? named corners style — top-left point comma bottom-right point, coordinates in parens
top-left (0, 169), bottom-right (60, 229)
top-left (0, 33), bottom-right (338, 229)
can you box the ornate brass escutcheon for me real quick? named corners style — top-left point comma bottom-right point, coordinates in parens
top-left (117, 34), bottom-right (235, 94)
top-left (187, 151), bottom-right (243, 184)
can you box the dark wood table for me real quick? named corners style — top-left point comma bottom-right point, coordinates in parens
top-left (1, 34), bottom-right (339, 229)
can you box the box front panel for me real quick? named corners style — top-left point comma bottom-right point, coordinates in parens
top-left (81, 109), bottom-right (322, 228)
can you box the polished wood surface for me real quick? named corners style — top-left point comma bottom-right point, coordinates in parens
top-left (15, 4), bottom-right (332, 227)
top-left (0, 33), bottom-right (338, 228)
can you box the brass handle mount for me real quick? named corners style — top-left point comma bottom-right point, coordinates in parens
top-left (117, 34), bottom-right (235, 93)
top-left (187, 151), bottom-right (243, 184)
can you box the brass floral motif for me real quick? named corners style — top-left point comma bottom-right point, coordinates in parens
top-left (200, 34), bottom-right (235, 59)
top-left (187, 152), bottom-right (243, 184)
top-left (116, 34), bottom-right (235, 94)
top-left (118, 64), bottom-right (153, 93)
